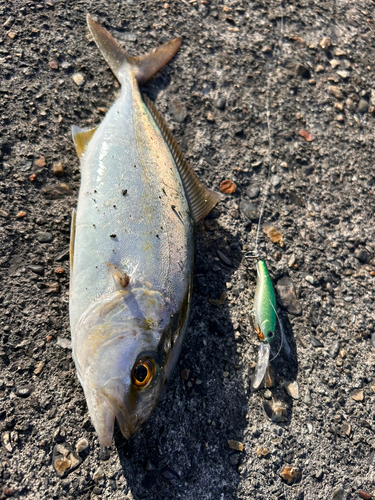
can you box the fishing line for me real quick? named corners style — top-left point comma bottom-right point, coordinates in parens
top-left (253, 1), bottom-right (285, 259)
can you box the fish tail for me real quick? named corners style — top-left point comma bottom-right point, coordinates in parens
top-left (87, 14), bottom-right (182, 86)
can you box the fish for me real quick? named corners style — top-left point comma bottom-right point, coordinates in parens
top-left (69, 14), bottom-right (220, 446)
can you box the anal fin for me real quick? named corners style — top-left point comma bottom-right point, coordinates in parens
top-left (142, 94), bottom-right (222, 223)
top-left (72, 125), bottom-right (98, 159)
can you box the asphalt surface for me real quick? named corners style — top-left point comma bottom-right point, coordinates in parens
top-left (0, 1), bottom-right (375, 499)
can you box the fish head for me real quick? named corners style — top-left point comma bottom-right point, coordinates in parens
top-left (73, 288), bottom-right (170, 446)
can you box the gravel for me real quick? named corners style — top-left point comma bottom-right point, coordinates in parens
top-left (0, 1), bottom-right (375, 499)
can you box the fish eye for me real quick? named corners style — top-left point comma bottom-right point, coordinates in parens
top-left (132, 358), bottom-right (156, 389)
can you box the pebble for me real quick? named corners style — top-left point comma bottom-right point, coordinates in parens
top-left (305, 275), bottom-right (315, 285)
top-left (351, 389), bottom-right (364, 402)
top-left (342, 422), bottom-right (351, 436)
top-left (36, 232), bottom-right (53, 243)
top-left (307, 422), bottom-right (313, 434)
top-left (16, 211), bottom-right (27, 218)
top-left (304, 389), bottom-right (312, 405)
top-left (54, 267), bottom-right (65, 275)
top-left (52, 162), bottom-right (64, 177)
top-left (346, 98), bottom-right (355, 110)
top-left (52, 443), bottom-right (82, 478)
top-left (240, 199), bottom-right (258, 220)
top-left (331, 341), bottom-right (340, 359)
top-left (344, 296), bottom-right (353, 302)
top-left (276, 277), bottom-right (302, 315)
top-left (217, 250), bottom-right (232, 267)
top-left (214, 98), bottom-right (226, 110)
top-left (332, 487), bottom-right (347, 500)
top-left (358, 99), bottom-right (369, 113)
top-left (330, 59), bottom-right (339, 69)
top-left (206, 112), bottom-right (215, 122)
top-left (2, 432), bottom-right (12, 452)
top-left (0, 210), bottom-right (9, 218)
top-left (263, 389), bottom-right (272, 400)
top-left (56, 337), bottom-right (72, 349)
top-left (161, 466), bottom-right (180, 480)
top-left (283, 380), bottom-right (300, 400)
top-left (72, 73), bottom-right (85, 86)
top-left (337, 70), bottom-right (350, 79)
top-left (219, 179), bottom-right (236, 194)
top-left (310, 335), bottom-right (324, 348)
top-left (34, 361), bottom-right (45, 375)
top-left (271, 175), bottom-right (280, 187)
top-left (280, 466), bottom-right (301, 485)
top-left (34, 156), bottom-right (46, 168)
top-left (263, 398), bottom-right (287, 423)
top-left (356, 249), bottom-right (367, 263)
top-left (49, 60), bottom-right (59, 70)
top-left (256, 447), bottom-right (269, 457)
top-left (229, 209), bottom-right (239, 219)
top-left (319, 36), bottom-right (331, 50)
top-left (358, 491), bottom-right (372, 500)
top-left (169, 98), bottom-right (187, 123)
top-left (180, 368), bottom-right (190, 380)
top-left (329, 86), bottom-right (344, 99)
top-left (28, 265), bottom-right (44, 276)
top-left (246, 186), bottom-right (260, 199)
top-left (145, 459), bottom-right (157, 471)
top-left (227, 440), bottom-right (243, 451)
top-left (15, 385), bottom-right (34, 398)
top-left (76, 438), bottom-right (89, 454)
top-left (93, 466), bottom-right (104, 481)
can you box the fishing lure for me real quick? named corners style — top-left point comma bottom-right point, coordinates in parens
top-left (252, 259), bottom-right (277, 389)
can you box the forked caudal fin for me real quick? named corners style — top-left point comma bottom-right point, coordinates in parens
top-left (86, 14), bottom-right (182, 85)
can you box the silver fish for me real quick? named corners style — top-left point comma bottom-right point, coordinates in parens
top-left (69, 14), bottom-right (220, 446)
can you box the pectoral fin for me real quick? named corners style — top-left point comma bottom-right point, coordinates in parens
top-left (71, 125), bottom-right (98, 159)
top-left (143, 94), bottom-right (222, 222)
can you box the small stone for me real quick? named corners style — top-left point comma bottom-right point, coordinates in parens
top-left (92, 487), bottom-right (102, 495)
top-left (346, 98), bottom-right (355, 110)
top-left (217, 250), bottom-right (232, 267)
top-left (319, 36), bottom-right (331, 50)
top-left (280, 466), bottom-right (301, 485)
top-left (72, 73), bottom-right (85, 86)
top-left (76, 438), bottom-right (89, 454)
top-left (93, 466), bottom-right (104, 481)
top-left (344, 296), bottom-right (353, 302)
top-left (332, 487), bottom-right (347, 500)
top-left (97, 107), bottom-right (107, 114)
top-left (288, 254), bottom-right (296, 268)
top-left (331, 342), bottom-right (340, 359)
top-left (337, 70), bottom-right (350, 79)
top-left (16, 211), bottom-right (27, 218)
top-left (240, 199), bottom-right (258, 220)
top-left (180, 368), bottom-right (190, 380)
top-left (263, 398), bottom-right (288, 423)
top-left (358, 491), bottom-right (372, 500)
top-left (145, 459), bottom-right (157, 471)
top-left (351, 389), bottom-right (364, 402)
top-left (169, 98), bottom-right (187, 123)
top-left (52, 162), bottom-right (64, 177)
top-left (310, 335), bottom-right (324, 348)
top-left (223, 371), bottom-right (229, 378)
top-left (161, 466), bottom-right (180, 480)
top-left (214, 98), bottom-right (226, 110)
top-left (330, 86), bottom-right (344, 99)
top-left (283, 380), bottom-right (300, 400)
top-left (307, 422), bottom-right (313, 434)
top-left (358, 99), bottom-right (369, 113)
top-left (36, 232), bottom-right (53, 243)
top-left (46, 283), bottom-right (59, 293)
top-left (28, 265), bottom-right (44, 276)
top-left (206, 112), bottom-right (215, 122)
top-left (54, 267), bottom-right (65, 275)
top-left (49, 60), bottom-right (59, 70)
top-left (228, 440), bottom-right (243, 451)
top-left (304, 390), bottom-right (312, 405)
top-left (316, 469), bottom-right (324, 480)
top-left (342, 422), bottom-right (351, 436)
top-left (256, 447), bottom-right (269, 457)
top-left (15, 385), bottom-right (34, 398)
top-left (229, 209), bottom-right (239, 219)
top-left (69, 452), bottom-right (81, 469)
top-left (34, 361), bottom-right (45, 375)
top-left (53, 456), bottom-right (71, 477)
top-left (56, 337), bottom-right (72, 349)
top-left (329, 59), bottom-right (339, 68)
top-left (219, 179), bottom-right (236, 194)
top-left (276, 277), bottom-right (302, 315)
top-left (316, 64), bottom-right (324, 73)
top-left (34, 156), bottom-right (46, 168)
top-left (356, 249), bottom-right (367, 263)
top-left (271, 175), bottom-right (280, 187)
top-left (8, 32), bottom-right (16, 39)
top-left (305, 275), bottom-right (315, 285)
top-left (2, 432), bottom-right (12, 452)
top-left (246, 186), bottom-right (260, 199)
top-left (0, 210), bottom-right (9, 218)
top-left (263, 389), bottom-right (272, 400)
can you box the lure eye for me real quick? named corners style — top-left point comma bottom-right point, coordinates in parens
top-left (131, 358), bottom-right (156, 389)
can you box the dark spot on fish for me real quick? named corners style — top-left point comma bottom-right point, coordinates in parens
top-left (171, 204), bottom-right (176, 209)
top-left (122, 189), bottom-right (128, 196)
top-left (160, 226), bottom-right (163, 230)
top-left (156, 234), bottom-right (159, 238)
top-left (134, 165), bottom-right (137, 168)
top-left (162, 188), bottom-right (167, 195)
top-left (93, 224), bottom-right (96, 227)
top-left (110, 234), bottom-right (116, 238)
top-left (94, 190), bottom-right (97, 193)
top-left (113, 205), bottom-right (116, 208)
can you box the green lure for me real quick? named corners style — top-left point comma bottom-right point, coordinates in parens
top-left (253, 260), bottom-right (276, 344)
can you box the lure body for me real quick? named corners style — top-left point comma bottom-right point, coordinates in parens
top-left (69, 15), bottom-right (220, 446)
top-left (253, 260), bottom-right (276, 343)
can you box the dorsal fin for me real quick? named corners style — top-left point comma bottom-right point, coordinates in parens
top-left (87, 14), bottom-right (182, 86)
top-left (71, 125), bottom-right (98, 159)
top-left (142, 94), bottom-right (222, 223)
